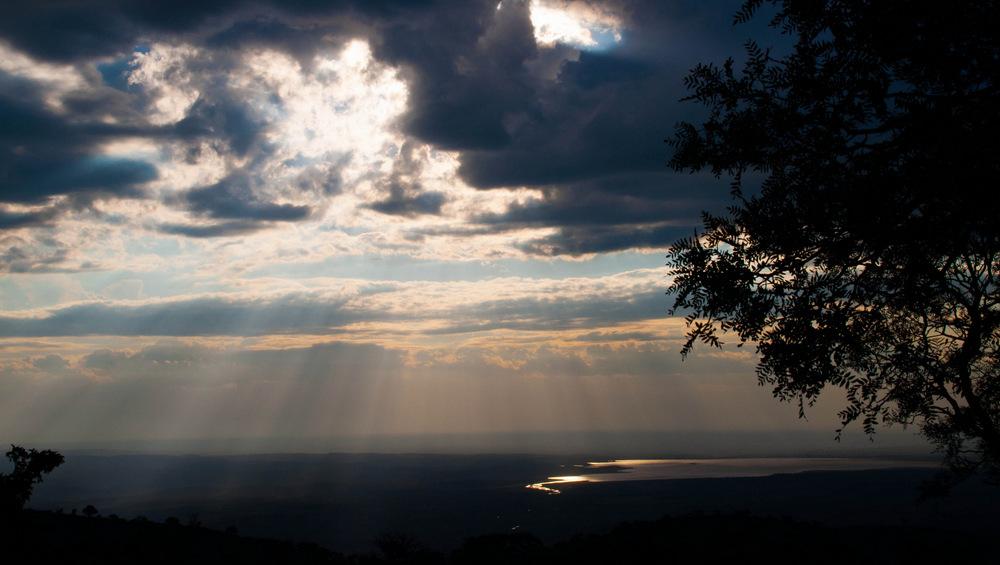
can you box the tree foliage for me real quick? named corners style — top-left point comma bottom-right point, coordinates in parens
top-left (667, 0), bottom-right (1000, 482)
top-left (0, 445), bottom-right (64, 514)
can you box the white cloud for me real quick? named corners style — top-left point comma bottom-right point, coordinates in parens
top-left (128, 44), bottom-right (203, 125)
top-left (528, 0), bottom-right (623, 49)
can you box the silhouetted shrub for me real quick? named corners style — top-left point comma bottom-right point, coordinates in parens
top-left (452, 532), bottom-right (547, 565)
top-left (374, 532), bottom-right (441, 564)
top-left (0, 445), bottom-right (64, 515)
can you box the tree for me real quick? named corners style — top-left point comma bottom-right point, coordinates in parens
top-left (0, 445), bottom-right (65, 514)
top-left (667, 0), bottom-right (1000, 484)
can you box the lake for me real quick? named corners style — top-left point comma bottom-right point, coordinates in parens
top-left (526, 457), bottom-right (938, 493)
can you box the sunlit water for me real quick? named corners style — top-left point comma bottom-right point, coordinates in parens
top-left (526, 457), bottom-right (938, 494)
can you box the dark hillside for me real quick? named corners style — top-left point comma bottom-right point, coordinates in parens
top-left (7, 510), bottom-right (995, 565)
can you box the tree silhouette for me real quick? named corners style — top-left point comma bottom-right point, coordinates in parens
top-left (667, 0), bottom-right (1000, 484)
top-left (0, 445), bottom-right (64, 514)
top-left (374, 532), bottom-right (441, 564)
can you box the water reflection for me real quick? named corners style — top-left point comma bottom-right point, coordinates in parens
top-left (526, 457), bottom-right (937, 494)
top-left (525, 475), bottom-right (590, 494)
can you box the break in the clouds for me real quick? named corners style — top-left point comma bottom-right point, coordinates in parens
top-left (0, 1), bottom-right (816, 445)
top-left (0, 0), bottom-right (763, 265)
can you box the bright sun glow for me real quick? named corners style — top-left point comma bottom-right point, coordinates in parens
top-left (528, 0), bottom-right (622, 49)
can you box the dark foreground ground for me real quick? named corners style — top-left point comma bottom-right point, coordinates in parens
top-left (7, 509), bottom-right (996, 564)
top-left (26, 453), bottom-right (1000, 551)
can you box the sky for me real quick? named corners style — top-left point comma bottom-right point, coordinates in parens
top-left (0, 0), bottom-right (906, 450)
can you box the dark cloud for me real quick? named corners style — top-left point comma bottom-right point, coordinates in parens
top-left (0, 233), bottom-right (85, 273)
top-left (455, 65), bottom-right (679, 190)
top-left (0, 1), bottom-right (238, 63)
top-left (0, 294), bottom-right (357, 337)
top-left (373, 1), bottom-right (536, 150)
top-left (518, 222), bottom-right (693, 256)
top-left (460, 172), bottom-right (723, 255)
top-left (423, 289), bottom-right (668, 335)
top-left (374, 0), bottom-right (768, 255)
top-left (359, 0), bottom-right (754, 254)
top-left (476, 179), bottom-right (709, 228)
top-left (367, 142), bottom-right (446, 217)
top-left (8, 156), bottom-right (159, 201)
top-left (0, 206), bottom-right (61, 230)
top-left (558, 51), bottom-right (654, 88)
top-left (480, 288), bottom-right (666, 326)
top-left (401, 225), bottom-right (500, 242)
top-left (0, 5), bottom-right (137, 63)
top-left (157, 219), bottom-right (269, 238)
top-left (574, 330), bottom-right (662, 342)
top-left (175, 96), bottom-right (269, 157)
top-left (0, 279), bottom-right (666, 337)
top-left (182, 174), bottom-right (312, 221)
top-left (202, 17), bottom-right (358, 68)
top-left (0, 0), bottom-right (451, 64)
top-left (369, 189), bottom-right (446, 217)
top-left (0, 72), bottom-right (159, 204)
top-left (371, 1), bottom-right (752, 192)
